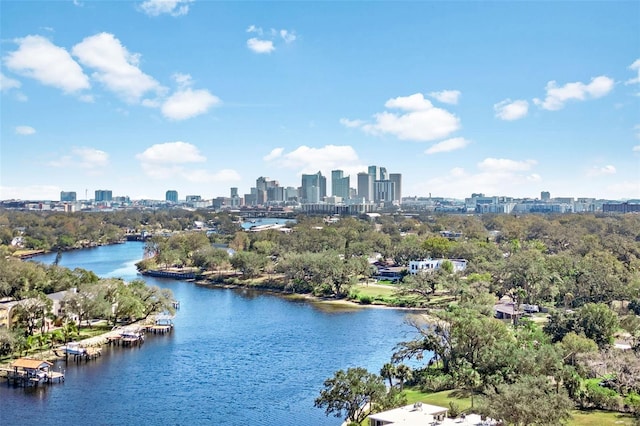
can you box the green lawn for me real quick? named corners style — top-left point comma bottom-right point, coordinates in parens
top-left (354, 284), bottom-right (396, 298)
top-left (402, 388), bottom-right (473, 411)
top-left (401, 387), bottom-right (638, 425)
top-left (568, 409), bottom-right (636, 425)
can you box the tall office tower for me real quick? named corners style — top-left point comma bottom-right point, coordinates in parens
top-left (331, 170), bottom-right (350, 200)
top-left (368, 165), bottom-right (380, 181)
top-left (60, 191), bottom-right (77, 202)
top-left (374, 180), bottom-right (395, 203)
top-left (301, 171), bottom-right (326, 203)
top-left (166, 190), bottom-right (178, 203)
top-left (379, 167), bottom-right (388, 181)
top-left (389, 173), bottom-right (402, 202)
top-left (357, 172), bottom-right (372, 202)
top-left (541, 191), bottom-right (551, 201)
top-left (95, 190), bottom-right (113, 202)
top-left (230, 187), bottom-right (238, 198)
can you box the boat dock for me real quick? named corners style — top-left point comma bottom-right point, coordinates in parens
top-left (1, 359), bottom-right (65, 387)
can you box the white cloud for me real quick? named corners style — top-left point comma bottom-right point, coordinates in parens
top-left (49, 147), bottom-right (109, 171)
top-left (246, 26), bottom-right (296, 53)
top-left (384, 93), bottom-right (433, 111)
top-left (265, 145), bottom-right (365, 178)
top-left (626, 59), bottom-right (640, 85)
top-left (15, 125), bottom-right (36, 135)
top-left (140, 0), bottom-right (193, 17)
top-left (478, 158), bottom-right (537, 172)
top-left (586, 165), bottom-right (616, 177)
top-left (417, 158), bottom-right (541, 199)
top-left (263, 147), bottom-right (284, 161)
top-left (247, 25), bottom-right (263, 35)
top-left (172, 72), bottom-right (192, 88)
top-left (339, 118), bottom-right (365, 128)
top-left (247, 38), bottom-right (275, 54)
top-left (428, 90), bottom-right (461, 105)
top-left (72, 32), bottom-right (162, 103)
top-left (4, 35), bottom-right (90, 93)
top-left (0, 72), bottom-right (21, 91)
top-left (494, 99), bottom-right (529, 121)
top-left (280, 29), bottom-right (296, 43)
top-left (425, 137), bottom-right (471, 154)
top-left (0, 185), bottom-right (60, 200)
top-left (533, 75), bottom-right (614, 111)
top-left (135, 141), bottom-right (239, 182)
top-left (345, 93), bottom-right (460, 141)
top-left (136, 141), bottom-right (206, 164)
top-left (161, 88), bottom-right (220, 120)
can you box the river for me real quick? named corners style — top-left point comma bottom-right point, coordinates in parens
top-left (1, 242), bottom-right (421, 425)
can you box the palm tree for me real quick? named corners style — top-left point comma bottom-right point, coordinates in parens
top-left (395, 364), bottom-right (413, 390)
top-left (380, 363), bottom-right (396, 387)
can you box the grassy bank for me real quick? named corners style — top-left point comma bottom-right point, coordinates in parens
top-left (401, 387), bottom-right (638, 425)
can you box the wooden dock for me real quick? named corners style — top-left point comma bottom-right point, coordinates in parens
top-left (1, 368), bottom-right (65, 387)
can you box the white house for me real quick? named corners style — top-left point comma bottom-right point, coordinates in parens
top-left (408, 258), bottom-right (468, 274)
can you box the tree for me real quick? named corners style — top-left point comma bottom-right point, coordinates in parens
top-left (314, 367), bottom-right (386, 424)
top-left (576, 303), bottom-right (619, 348)
top-left (380, 362), bottom-right (396, 387)
top-left (230, 251), bottom-right (267, 278)
top-left (479, 375), bottom-right (574, 425)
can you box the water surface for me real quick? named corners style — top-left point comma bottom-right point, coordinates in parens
top-left (2, 242), bottom-right (421, 425)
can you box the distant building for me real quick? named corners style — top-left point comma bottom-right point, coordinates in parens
top-left (95, 190), bottom-right (112, 202)
top-left (374, 180), bottom-right (395, 203)
top-left (331, 170), bottom-right (350, 200)
top-left (389, 173), bottom-right (402, 203)
top-left (541, 191), bottom-right (550, 201)
top-left (60, 191), bottom-right (76, 202)
top-left (185, 195), bottom-right (201, 203)
top-left (603, 202), bottom-right (640, 213)
top-left (357, 172), bottom-right (372, 202)
top-left (409, 258), bottom-right (468, 274)
top-left (166, 190), bottom-right (178, 203)
top-left (301, 171), bottom-right (326, 203)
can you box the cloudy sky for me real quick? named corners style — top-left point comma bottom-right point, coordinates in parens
top-left (1, 1), bottom-right (639, 201)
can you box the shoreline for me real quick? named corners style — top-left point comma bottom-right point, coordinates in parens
top-left (193, 279), bottom-right (427, 311)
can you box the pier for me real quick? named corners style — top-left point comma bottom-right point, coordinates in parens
top-left (1, 359), bottom-right (64, 387)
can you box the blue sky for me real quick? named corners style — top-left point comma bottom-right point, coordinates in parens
top-left (1, 0), bottom-right (639, 201)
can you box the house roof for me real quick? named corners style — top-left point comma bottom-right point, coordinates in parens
top-left (494, 303), bottom-right (522, 315)
top-left (12, 358), bottom-right (53, 369)
top-left (369, 403), bottom-right (448, 425)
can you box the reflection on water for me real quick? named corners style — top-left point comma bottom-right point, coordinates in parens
top-left (6, 242), bottom-right (425, 425)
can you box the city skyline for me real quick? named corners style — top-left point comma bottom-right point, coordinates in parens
top-left (1, 1), bottom-right (639, 201)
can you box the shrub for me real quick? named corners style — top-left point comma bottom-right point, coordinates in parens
top-left (448, 402), bottom-right (461, 418)
top-left (358, 295), bottom-right (372, 304)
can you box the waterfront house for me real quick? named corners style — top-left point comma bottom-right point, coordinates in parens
top-left (408, 258), bottom-right (468, 274)
top-left (369, 402), bottom-right (448, 425)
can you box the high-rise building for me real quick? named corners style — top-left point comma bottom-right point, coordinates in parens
top-left (389, 173), bottom-right (402, 202)
top-left (374, 180), bottom-right (395, 203)
top-left (301, 171), bottom-right (326, 203)
top-left (380, 167), bottom-right (388, 181)
top-left (166, 190), bottom-right (178, 203)
top-left (230, 187), bottom-right (238, 198)
top-left (331, 170), bottom-right (350, 200)
top-left (95, 190), bottom-right (112, 202)
top-left (357, 172), bottom-right (372, 202)
top-left (60, 191), bottom-right (76, 202)
top-left (368, 165), bottom-right (380, 181)
top-left (541, 191), bottom-right (551, 201)
top-left (185, 195), bottom-right (201, 202)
